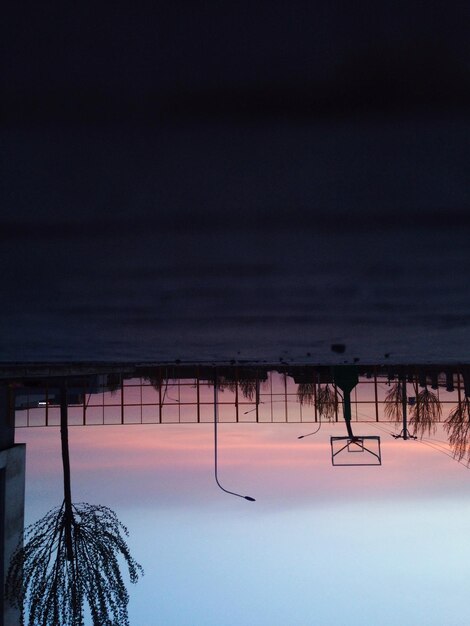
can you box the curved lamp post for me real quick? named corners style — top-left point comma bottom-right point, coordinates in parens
top-left (297, 423), bottom-right (321, 439)
top-left (213, 373), bottom-right (256, 501)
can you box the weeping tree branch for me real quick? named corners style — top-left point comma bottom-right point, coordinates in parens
top-left (5, 378), bottom-right (143, 626)
top-left (384, 382), bottom-right (403, 422)
top-left (410, 388), bottom-right (442, 437)
top-left (444, 398), bottom-right (470, 465)
top-left (316, 385), bottom-right (337, 421)
top-left (297, 383), bottom-right (315, 406)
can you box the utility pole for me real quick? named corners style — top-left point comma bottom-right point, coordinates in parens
top-left (392, 375), bottom-right (416, 440)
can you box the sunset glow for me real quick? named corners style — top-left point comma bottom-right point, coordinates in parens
top-left (14, 420), bottom-right (470, 626)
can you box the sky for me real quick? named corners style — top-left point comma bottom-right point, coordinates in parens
top-left (3, 4), bottom-right (470, 623)
top-left (15, 421), bottom-right (470, 626)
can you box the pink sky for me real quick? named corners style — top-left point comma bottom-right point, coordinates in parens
top-left (15, 422), bottom-right (469, 514)
top-left (14, 420), bottom-right (470, 626)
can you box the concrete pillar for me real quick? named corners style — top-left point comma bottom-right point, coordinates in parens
top-left (0, 445), bottom-right (26, 626)
top-left (0, 387), bottom-right (14, 451)
top-left (1, 385), bottom-right (25, 626)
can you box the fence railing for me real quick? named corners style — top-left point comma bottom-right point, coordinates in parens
top-left (13, 368), bottom-right (467, 427)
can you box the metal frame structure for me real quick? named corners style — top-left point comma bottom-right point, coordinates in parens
top-left (330, 436), bottom-right (382, 466)
top-left (12, 368), bottom-right (467, 428)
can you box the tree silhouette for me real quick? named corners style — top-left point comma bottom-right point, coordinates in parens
top-left (107, 373), bottom-right (122, 395)
top-left (142, 370), bottom-right (163, 392)
top-left (214, 374), bottom-right (259, 401)
top-left (316, 385), bottom-right (337, 421)
top-left (444, 397), bottom-right (470, 464)
top-left (384, 382), bottom-right (403, 422)
top-left (297, 383), bottom-right (315, 406)
top-left (237, 377), bottom-right (258, 401)
top-left (5, 382), bottom-right (143, 626)
top-left (410, 388), bottom-right (442, 437)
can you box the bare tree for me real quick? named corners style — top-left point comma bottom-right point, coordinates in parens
top-left (444, 398), bottom-right (470, 464)
top-left (410, 388), bottom-right (442, 437)
top-left (5, 383), bottom-right (143, 626)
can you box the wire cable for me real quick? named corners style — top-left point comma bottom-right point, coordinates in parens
top-left (414, 438), bottom-right (469, 470)
top-left (363, 413), bottom-right (470, 470)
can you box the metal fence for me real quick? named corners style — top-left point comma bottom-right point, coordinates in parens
top-left (13, 369), bottom-right (467, 427)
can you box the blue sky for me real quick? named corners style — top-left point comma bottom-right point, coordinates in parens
top-left (16, 423), bottom-right (470, 625)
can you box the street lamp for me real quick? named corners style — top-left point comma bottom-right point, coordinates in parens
top-left (213, 372), bottom-right (256, 501)
top-left (297, 422), bottom-right (322, 439)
